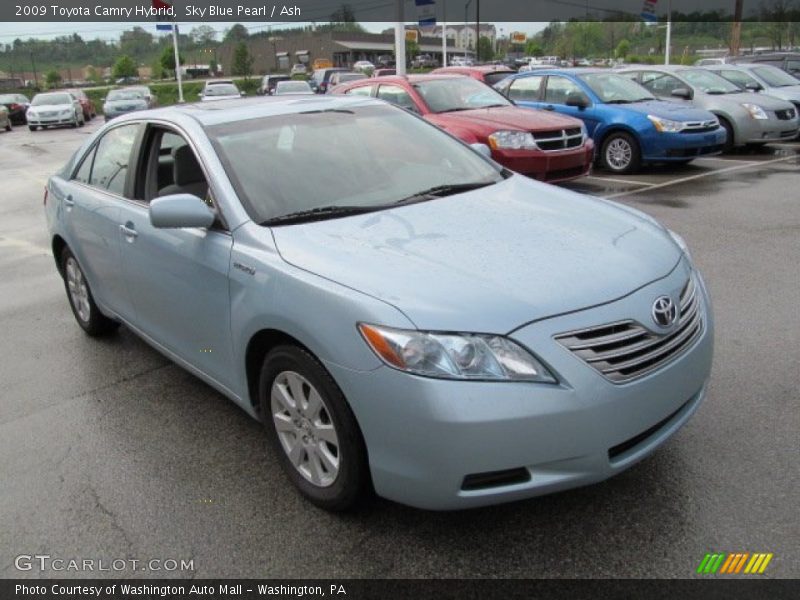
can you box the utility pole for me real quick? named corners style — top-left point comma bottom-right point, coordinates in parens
top-left (395, 0), bottom-right (406, 76)
top-left (730, 0), bottom-right (744, 56)
top-left (475, 0), bottom-right (479, 62)
top-left (30, 52), bottom-right (38, 88)
top-left (441, 0), bottom-right (447, 67)
top-left (664, 0), bottom-right (672, 65)
top-left (172, 23), bottom-right (184, 102)
top-left (464, 0), bottom-right (472, 60)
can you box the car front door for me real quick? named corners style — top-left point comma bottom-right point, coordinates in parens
top-left (117, 125), bottom-right (236, 391)
top-left (541, 75), bottom-right (601, 135)
top-left (61, 122), bottom-right (142, 321)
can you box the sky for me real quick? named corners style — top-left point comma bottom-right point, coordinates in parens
top-left (0, 22), bottom-right (547, 44)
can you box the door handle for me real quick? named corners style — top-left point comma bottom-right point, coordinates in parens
top-left (63, 195), bottom-right (75, 208)
top-left (119, 224), bottom-right (138, 240)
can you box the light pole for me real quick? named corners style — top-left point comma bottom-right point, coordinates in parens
top-left (464, 0), bottom-right (472, 60)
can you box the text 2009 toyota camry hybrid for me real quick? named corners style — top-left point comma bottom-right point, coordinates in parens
top-left (44, 96), bottom-right (713, 511)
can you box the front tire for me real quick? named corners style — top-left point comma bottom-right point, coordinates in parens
top-left (29, 125), bottom-right (37, 132)
top-left (600, 132), bottom-right (641, 174)
top-left (61, 248), bottom-right (119, 336)
top-left (4, 121), bottom-right (10, 132)
top-left (719, 117), bottom-right (735, 153)
top-left (259, 345), bottom-right (370, 511)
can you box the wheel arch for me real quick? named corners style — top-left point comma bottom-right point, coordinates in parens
top-left (52, 235), bottom-right (68, 277)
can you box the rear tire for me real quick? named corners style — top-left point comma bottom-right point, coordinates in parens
top-left (29, 125), bottom-right (37, 132)
top-left (4, 121), bottom-right (10, 132)
top-left (60, 248), bottom-right (120, 337)
top-left (259, 345), bottom-right (370, 511)
top-left (600, 132), bottom-right (641, 174)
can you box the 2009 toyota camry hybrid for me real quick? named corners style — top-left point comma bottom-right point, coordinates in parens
top-left (44, 96), bottom-right (713, 511)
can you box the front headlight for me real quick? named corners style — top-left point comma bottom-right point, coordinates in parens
top-left (358, 323), bottom-right (556, 383)
top-left (487, 130), bottom-right (538, 150)
top-left (648, 114), bottom-right (685, 132)
top-left (60, 108), bottom-right (72, 115)
top-left (668, 229), bottom-right (692, 261)
top-left (741, 103), bottom-right (768, 120)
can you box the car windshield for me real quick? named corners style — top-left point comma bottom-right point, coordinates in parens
top-left (413, 77), bottom-right (511, 113)
top-left (207, 104), bottom-right (504, 224)
top-left (205, 84), bottom-right (239, 96)
top-left (276, 81), bottom-right (312, 93)
top-left (338, 73), bottom-right (367, 83)
top-left (32, 94), bottom-right (72, 106)
top-left (752, 65), bottom-right (800, 87)
top-left (107, 90), bottom-right (143, 101)
top-left (682, 69), bottom-right (742, 93)
top-left (579, 73), bottom-right (655, 103)
top-left (0, 94), bottom-right (19, 103)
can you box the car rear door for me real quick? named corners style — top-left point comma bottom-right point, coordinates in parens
top-left (60, 122), bottom-right (143, 321)
top-left (116, 125), bottom-right (236, 391)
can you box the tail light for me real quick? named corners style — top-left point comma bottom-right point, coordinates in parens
top-left (9, 103), bottom-right (20, 111)
top-left (43, 186), bottom-right (48, 206)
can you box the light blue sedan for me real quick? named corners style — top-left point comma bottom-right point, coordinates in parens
top-left (44, 96), bottom-right (713, 511)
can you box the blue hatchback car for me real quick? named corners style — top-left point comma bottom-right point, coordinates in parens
top-left (495, 68), bottom-right (727, 173)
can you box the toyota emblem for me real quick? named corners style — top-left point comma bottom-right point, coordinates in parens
top-left (652, 296), bottom-right (678, 328)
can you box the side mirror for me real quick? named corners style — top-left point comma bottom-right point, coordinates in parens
top-left (671, 87), bottom-right (693, 100)
top-left (150, 194), bottom-right (215, 229)
top-left (745, 81), bottom-right (762, 92)
top-left (565, 91), bottom-right (590, 109)
top-left (470, 143), bottom-right (492, 158)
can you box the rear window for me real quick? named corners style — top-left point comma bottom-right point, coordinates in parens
top-left (483, 72), bottom-right (513, 86)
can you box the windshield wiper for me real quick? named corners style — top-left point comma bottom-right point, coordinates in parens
top-left (632, 97), bottom-right (655, 102)
top-left (436, 107), bottom-right (474, 113)
top-left (479, 104), bottom-right (509, 109)
top-left (260, 205), bottom-right (379, 226)
top-left (393, 182), bottom-right (494, 205)
top-left (605, 99), bottom-right (633, 104)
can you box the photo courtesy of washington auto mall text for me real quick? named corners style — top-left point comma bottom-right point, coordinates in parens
top-left (1, 0), bottom-right (799, 598)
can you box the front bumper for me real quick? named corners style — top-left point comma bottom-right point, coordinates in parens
top-left (326, 259), bottom-right (713, 510)
top-left (492, 140), bottom-right (595, 183)
top-left (738, 115), bottom-right (799, 144)
top-left (27, 114), bottom-right (74, 126)
top-left (642, 128), bottom-right (727, 161)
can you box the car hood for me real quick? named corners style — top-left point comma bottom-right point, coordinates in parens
top-left (607, 100), bottom-right (717, 121)
top-left (433, 105), bottom-right (582, 131)
top-left (271, 176), bottom-right (682, 333)
top-left (28, 103), bottom-right (73, 112)
top-left (701, 90), bottom-right (794, 109)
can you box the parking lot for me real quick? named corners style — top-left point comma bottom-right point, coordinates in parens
top-left (0, 121), bottom-right (798, 578)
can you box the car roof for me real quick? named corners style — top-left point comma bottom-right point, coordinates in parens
top-left (517, 67), bottom-right (608, 76)
top-left (436, 65), bottom-right (514, 73)
top-left (127, 94), bottom-right (385, 127)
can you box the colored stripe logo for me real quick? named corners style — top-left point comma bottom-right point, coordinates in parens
top-left (697, 552), bottom-right (773, 574)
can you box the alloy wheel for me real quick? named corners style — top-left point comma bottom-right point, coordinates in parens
top-left (606, 137), bottom-right (633, 170)
top-left (65, 257), bottom-right (91, 323)
top-left (271, 370), bottom-right (340, 488)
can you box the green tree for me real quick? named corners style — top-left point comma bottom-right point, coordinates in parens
top-left (232, 42), bottom-right (253, 77)
top-left (615, 39), bottom-right (631, 60)
top-left (160, 45), bottom-right (185, 77)
top-left (150, 58), bottom-right (164, 81)
top-left (405, 39), bottom-right (419, 67)
top-left (525, 40), bottom-right (543, 57)
top-left (44, 69), bottom-right (62, 89)
top-left (209, 59), bottom-right (219, 76)
top-left (112, 55), bottom-right (138, 79)
top-left (86, 66), bottom-right (102, 85)
top-left (224, 24), bottom-right (249, 44)
top-left (477, 36), bottom-right (493, 62)
top-left (190, 25), bottom-right (217, 45)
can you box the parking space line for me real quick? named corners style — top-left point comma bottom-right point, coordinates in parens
top-left (585, 175), bottom-right (656, 187)
top-left (605, 154), bottom-right (798, 199)
top-left (694, 156), bottom-right (758, 164)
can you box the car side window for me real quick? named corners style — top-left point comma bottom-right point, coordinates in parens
top-left (639, 72), bottom-right (684, 97)
top-left (75, 124), bottom-right (140, 196)
top-left (544, 76), bottom-right (582, 104)
top-left (376, 85), bottom-right (418, 112)
top-left (719, 70), bottom-right (753, 88)
top-left (508, 76), bottom-right (543, 102)
top-left (345, 85), bottom-right (373, 97)
top-left (141, 127), bottom-right (211, 209)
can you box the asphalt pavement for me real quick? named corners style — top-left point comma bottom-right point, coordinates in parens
top-left (0, 121), bottom-right (798, 579)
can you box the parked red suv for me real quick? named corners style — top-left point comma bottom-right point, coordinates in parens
top-left (431, 65), bottom-right (516, 87)
top-left (66, 89), bottom-right (96, 121)
top-left (332, 74), bottom-right (594, 183)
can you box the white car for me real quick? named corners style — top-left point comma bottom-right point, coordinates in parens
top-left (273, 80), bottom-right (315, 95)
top-left (26, 92), bottom-right (84, 131)
top-left (198, 82), bottom-right (244, 102)
top-left (290, 64), bottom-right (308, 76)
top-left (353, 61), bottom-right (375, 73)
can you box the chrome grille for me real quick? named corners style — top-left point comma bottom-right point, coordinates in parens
top-left (775, 108), bottom-right (796, 120)
top-left (680, 119), bottom-right (719, 133)
top-left (554, 276), bottom-right (703, 383)
top-left (532, 127), bottom-right (584, 151)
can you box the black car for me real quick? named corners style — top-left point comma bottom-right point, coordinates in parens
top-left (0, 93), bottom-right (31, 125)
top-left (730, 52), bottom-right (800, 78)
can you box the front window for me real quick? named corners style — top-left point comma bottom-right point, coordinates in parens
top-left (207, 104), bottom-right (504, 224)
top-left (413, 77), bottom-right (511, 113)
top-left (717, 70), bottom-right (759, 88)
top-left (483, 71), bottom-right (513, 86)
top-left (681, 69), bottom-right (741, 94)
top-left (579, 73), bottom-right (655, 103)
top-left (544, 76), bottom-right (585, 104)
top-left (32, 94), bottom-right (72, 106)
top-left (107, 90), bottom-right (144, 101)
top-left (752, 66), bottom-right (800, 87)
top-left (204, 84), bottom-right (239, 96)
